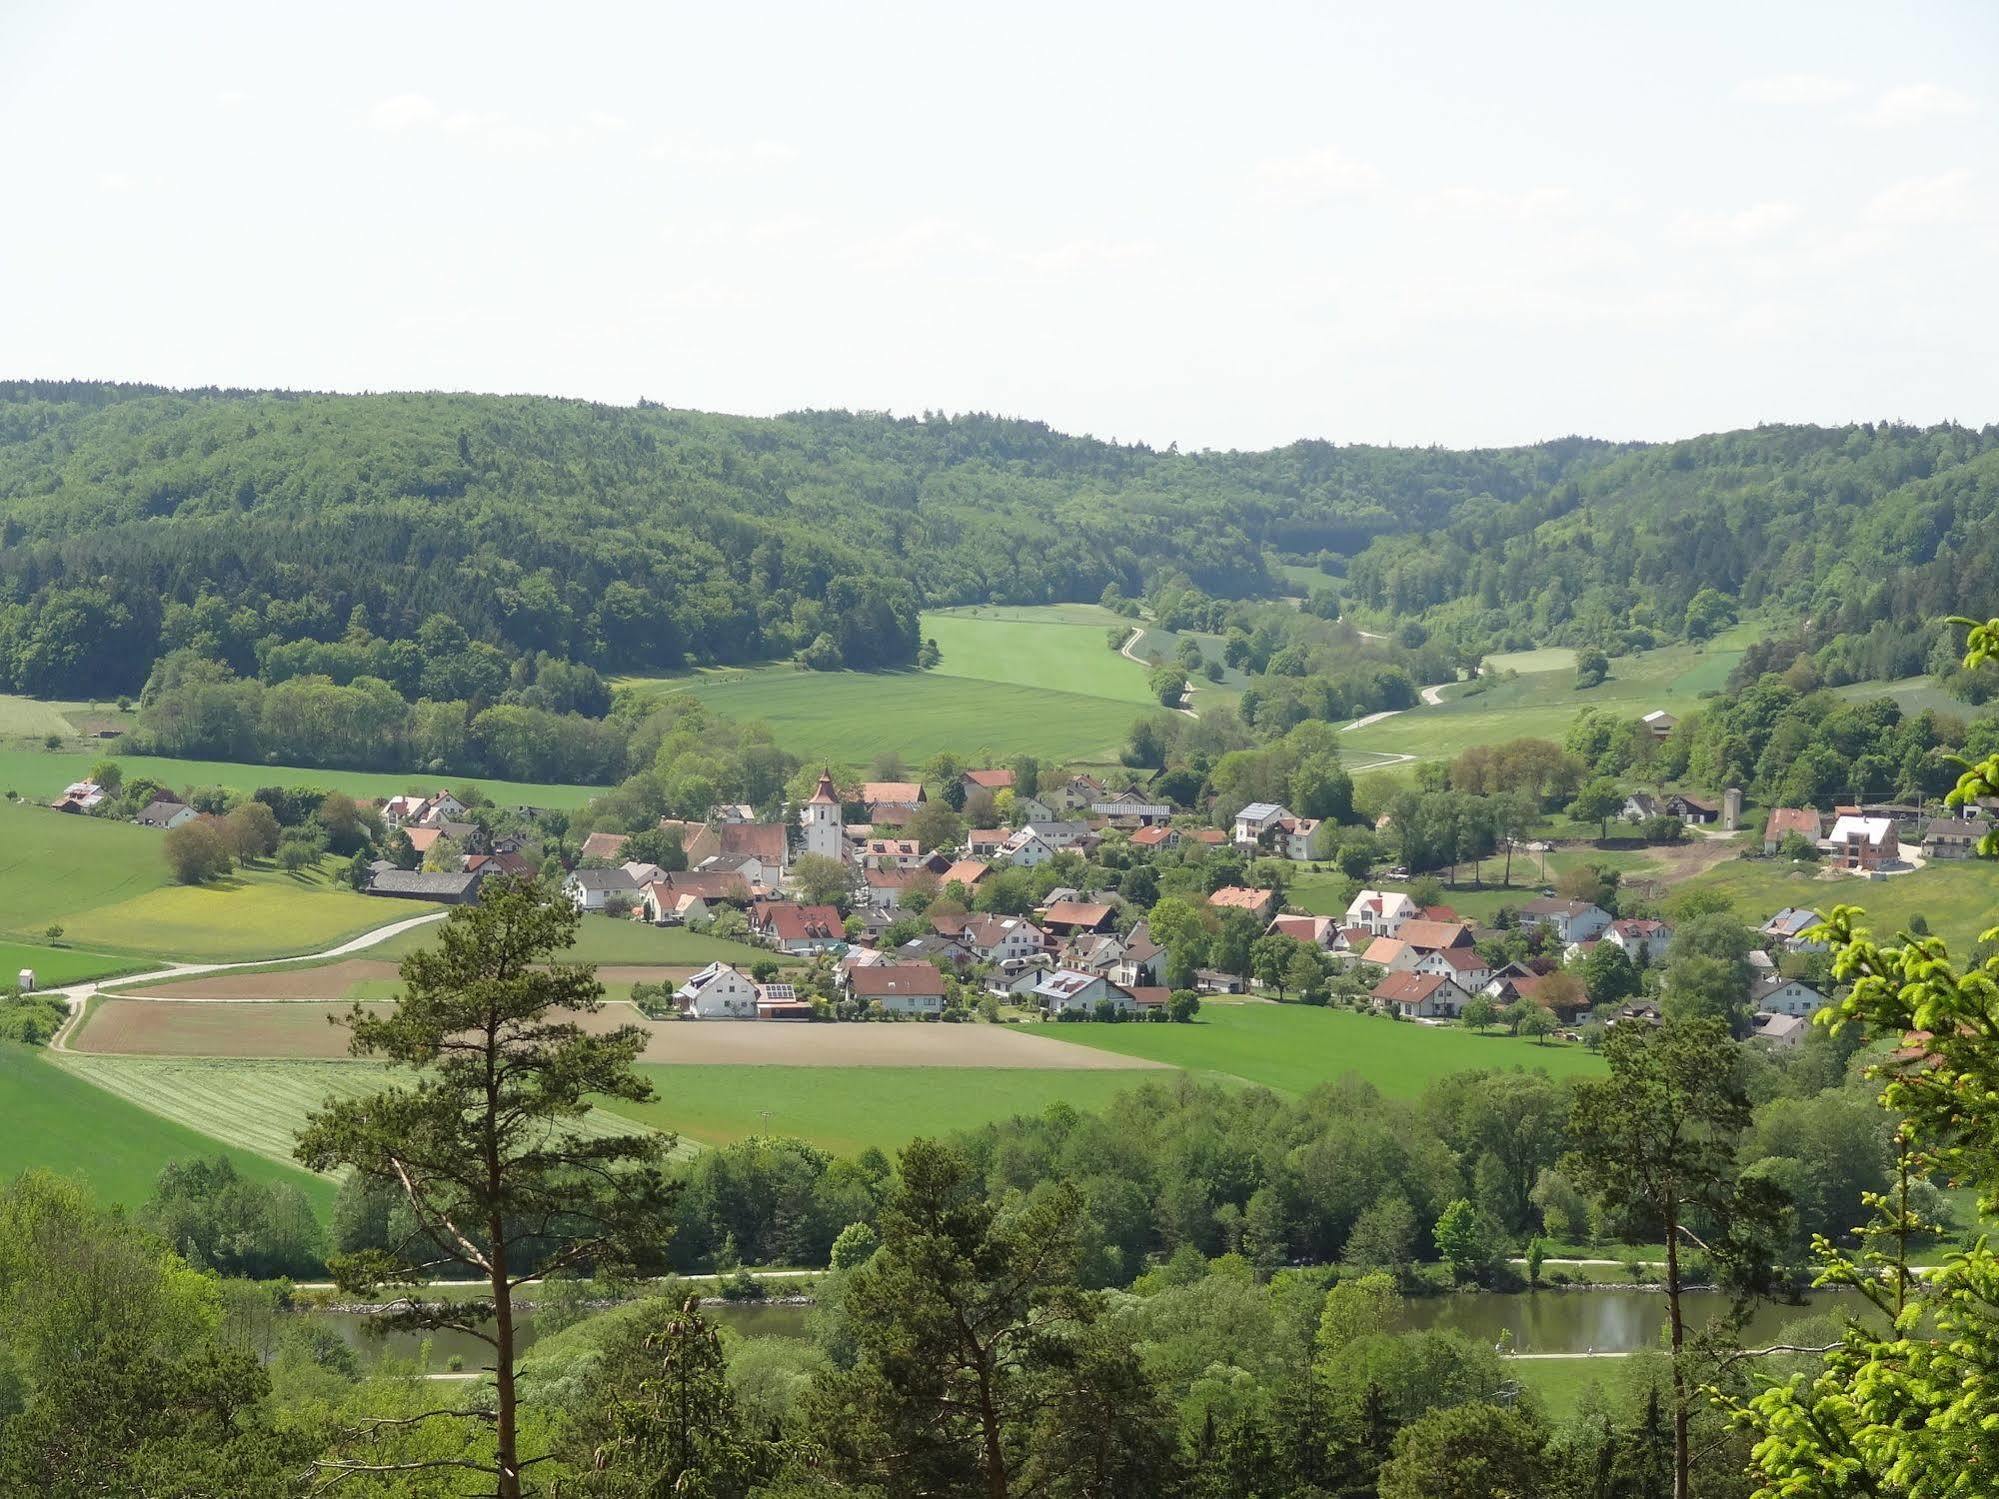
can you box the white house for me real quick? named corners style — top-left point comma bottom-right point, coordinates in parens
top-left (1417, 946), bottom-right (1493, 990)
top-left (564, 867), bottom-right (639, 912)
top-left (1345, 889), bottom-right (1419, 937)
top-left (1753, 1012), bottom-right (1810, 1048)
top-left (134, 797), bottom-right (197, 830)
top-left (1519, 897), bottom-right (1612, 944)
top-left (676, 962), bottom-right (761, 1019)
top-left (846, 962), bottom-right (948, 1015)
top-left (1022, 821), bottom-right (1091, 852)
top-left (1000, 829), bottom-right (1057, 868)
top-left (939, 913), bottom-right (1044, 965)
top-left (1642, 710), bottom-right (1676, 739)
top-left (1033, 969), bottom-right (1131, 1016)
top-left (1603, 918), bottom-right (1673, 964)
top-left (1371, 971), bottom-right (1473, 1020)
top-left (1751, 975), bottom-right (1830, 1019)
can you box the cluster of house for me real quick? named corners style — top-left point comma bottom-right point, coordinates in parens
top-left (1761, 802), bottom-right (1991, 871)
top-left (361, 788), bottom-right (537, 903)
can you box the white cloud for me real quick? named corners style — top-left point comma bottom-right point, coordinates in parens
top-left (1415, 185), bottom-right (1579, 222)
top-left (1667, 201), bottom-right (1800, 248)
top-left (364, 94), bottom-right (554, 153)
top-left (1735, 73), bottom-right (1855, 106)
top-left (648, 136), bottom-right (800, 168)
top-left (214, 89), bottom-right (248, 109)
top-left (1867, 168), bottom-right (1975, 225)
top-left (1017, 238), bottom-right (1158, 274)
top-left (96, 171), bottom-right (138, 193)
top-left (1252, 146), bottom-right (1378, 205)
top-left (1860, 82), bottom-right (1977, 128)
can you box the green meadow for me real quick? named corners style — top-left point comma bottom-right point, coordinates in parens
top-left (605, 1064), bottom-right (1156, 1155)
top-left (0, 940), bottom-right (139, 987)
top-left (0, 746), bottom-right (604, 809)
top-left (1694, 857), bottom-right (1999, 953)
top-left (0, 1044), bottom-right (337, 1214)
top-left (365, 911), bottom-right (784, 966)
top-left (1040, 1002), bottom-right (1604, 1097)
top-left (921, 605), bottom-right (1155, 702)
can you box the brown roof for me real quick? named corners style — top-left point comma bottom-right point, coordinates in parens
top-left (646, 871), bottom-right (752, 904)
top-left (861, 781), bottom-right (924, 805)
top-left (864, 867), bottom-right (916, 888)
top-left (1763, 807), bottom-right (1822, 842)
top-left (847, 962), bottom-right (949, 998)
top-left (939, 859), bottom-right (991, 886)
top-left (963, 768), bottom-right (1015, 791)
top-left (1435, 947), bottom-right (1489, 973)
top-left (1269, 914), bottom-right (1332, 943)
top-left (1129, 825), bottom-right (1177, 846)
top-left (1184, 828), bottom-right (1228, 845)
top-left (753, 902), bottom-right (844, 942)
top-left (580, 830), bottom-right (631, 862)
top-left (1361, 937), bottom-right (1407, 966)
top-left (1208, 886), bottom-right (1275, 912)
top-left (1396, 918), bottom-right (1474, 952)
top-left (1041, 900), bottom-right (1115, 930)
top-left (717, 823), bottom-right (787, 864)
top-left (1372, 971), bottom-right (1456, 1004)
top-left (966, 829), bottom-right (1010, 849)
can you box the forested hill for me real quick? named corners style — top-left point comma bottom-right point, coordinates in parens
top-left (0, 381), bottom-right (1601, 695)
top-left (0, 381), bottom-right (1991, 702)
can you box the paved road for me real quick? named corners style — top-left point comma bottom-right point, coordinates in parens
top-left (1119, 626), bottom-right (1198, 717)
top-left (46, 908), bottom-right (448, 1049)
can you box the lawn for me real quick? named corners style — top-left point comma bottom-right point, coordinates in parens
top-left (0, 746), bottom-right (605, 809)
top-left (617, 667), bottom-right (1144, 767)
top-left (921, 606), bottom-right (1155, 702)
top-left (0, 940), bottom-right (140, 987)
top-left (50, 1053), bottom-right (662, 1180)
top-left (605, 1064), bottom-right (1159, 1155)
top-left (1051, 1002), bottom-right (1605, 1096)
top-left (1509, 1355), bottom-right (1655, 1416)
top-left (59, 862), bottom-right (434, 963)
top-left (0, 1043), bottom-right (337, 1214)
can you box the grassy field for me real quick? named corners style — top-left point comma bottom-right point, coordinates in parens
top-left (0, 802), bottom-right (172, 934)
top-left (367, 911), bottom-right (782, 966)
top-left (50, 1053), bottom-right (663, 1177)
top-left (0, 1043), bottom-right (337, 1213)
top-left (1694, 856), bottom-right (1999, 952)
top-left (59, 863), bottom-right (432, 963)
top-left (0, 746), bottom-right (604, 809)
top-left (605, 1064), bottom-right (1158, 1154)
top-left (1051, 1002), bottom-right (1605, 1096)
top-left (1484, 647), bottom-right (1579, 674)
top-left (0, 693), bottom-right (102, 738)
top-left (0, 940), bottom-right (140, 987)
top-left (922, 606), bottom-right (1155, 702)
top-left (1510, 1355), bottom-right (1655, 1416)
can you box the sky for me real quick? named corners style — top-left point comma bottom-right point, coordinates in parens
top-left (2, 1), bottom-right (1994, 451)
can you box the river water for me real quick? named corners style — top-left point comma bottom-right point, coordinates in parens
top-left (301, 1286), bottom-right (1873, 1372)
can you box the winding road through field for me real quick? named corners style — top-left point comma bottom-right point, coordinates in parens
top-left (45, 908), bottom-right (447, 1050)
top-left (1118, 625), bottom-right (1198, 717)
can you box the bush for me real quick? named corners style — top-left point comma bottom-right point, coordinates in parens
top-left (720, 1267), bottom-right (766, 1302)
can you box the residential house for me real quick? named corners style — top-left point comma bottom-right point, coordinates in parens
top-left (845, 962), bottom-right (949, 1016)
top-left (1182, 828), bottom-right (1229, 849)
top-left (1032, 968), bottom-right (1130, 1016)
top-left (861, 868), bottom-right (916, 909)
top-left (754, 983), bottom-right (816, 1020)
top-left (1040, 899), bottom-right (1117, 939)
top-left (1923, 816), bottom-right (1991, 861)
top-left (1092, 793), bottom-right (1172, 825)
top-left (899, 934), bottom-right (975, 967)
top-left (1641, 710), bottom-right (1676, 739)
top-left (861, 838), bottom-right (923, 871)
top-left (1344, 889), bottom-right (1419, 937)
top-left (1022, 821), bottom-right (1092, 853)
top-left (1108, 923), bottom-right (1164, 988)
top-left (1268, 914), bottom-right (1340, 950)
top-left (1359, 937), bottom-right (1416, 972)
top-left (1482, 961), bottom-right (1545, 1004)
top-left (367, 868), bottom-right (485, 904)
top-left (676, 963), bottom-right (760, 1019)
top-left (1752, 1012), bottom-right (1810, 1048)
top-left (563, 867), bottom-right (640, 912)
top-left (966, 829), bottom-right (1011, 858)
top-left (1394, 918), bottom-right (1475, 953)
top-left (712, 822), bottom-right (788, 882)
top-left (578, 830), bottom-right (631, 864)
top-left (938, 858), bottom-right (991, 889)
top-left (961, 768), bottom-right (1015, 801)
top-left (999, 829), bottom-right (1057, 868)
top-left (1826, 814), bottom-right (1899, 870)
top-left (1518, 897), bottom-right (1612, 944)
top-left (1371, 971), bottom-right (1473, 1021)
top-left (52, 780), bottom-right (107, 812)
top-left (1751, 974), bottom-right (1830, 1018)
top-left (463, 850), bottom-right (536, 880)
top-left (1044, 775), bottom-right (1106, 813)
top-left (1208, 886), bottom-right (1279, 921)
top-left (934, 913), bottom-right (1045, 965)
top-left (860, 781), bottom-right (925, 812)
top-left (1603, 917), bottom-right (1673, 963)
top-left (1759, 907), bottom-right (1827, 952)
top-left (1419, 946), bottom-right (1493, 990)
top-left (749, 901), bottom-right (847, 954)
top-left (134, 796), bottom-right (196, 830)
top-left (1621, 791), bottom-right (1662, 822)
top-left (1129, 825), bottom-right (1181, 852)
top-left (639, 871), bottom-right (753, 922)
top-left (1762, 807), bottom-right (1823, 854)
top-left (1014, 796), bottom-right (1058, 823)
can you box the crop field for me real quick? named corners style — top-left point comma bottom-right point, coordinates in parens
top-left (0, 693), bottom-right (94, 738)
top-left (606, 1063), bottom-right (1164, 1154)
top-left (365, 911), bottom-right (783, 966)
top-left (1484, 647), bottom-right (1578, 674)
top-left (49, 1052), bottom-right (662, 1176)
top-left (620, 667), bottom-right (1143, 767)
top-left (0, 1043), bottom-right (336, 1212)
top-left (0, 939), bottom-right (140, 987)
top-left (0, 746), bottom-right (604, 809)
top-left (1050, 1001), bottom-right (1606, 1096)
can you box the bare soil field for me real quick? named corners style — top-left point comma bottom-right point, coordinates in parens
top-left (118, 960), bottom-right (696, 1002)
top-left (72, 999), bottom-right (1167, 1069)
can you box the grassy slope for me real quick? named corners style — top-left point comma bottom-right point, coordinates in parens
top-left (0, 940), bottom-right (140, 986)
top-left (0, 747), bottom-right (603, 809)
top-left (605, 1064), bottom-right (1156, 1155)
top-left (1, 1044), bottom-right (337, 1213)
top-left (1050, 1002), bottom-right (1604, 1096)
top-left (1342, 623), bottom-right (1764, 765)
top-left (1695, 857), bottom-right (1999, 953)
top-left (922, 606), bottom-right (1155, 702)
top-left (0, 802), bottom-right (171, 933)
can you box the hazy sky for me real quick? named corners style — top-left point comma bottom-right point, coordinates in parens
top-left (3, 2), bottom-right (1994, 450)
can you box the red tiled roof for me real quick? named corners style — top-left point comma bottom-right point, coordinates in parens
top-left (754, 902), bottom-right (844, 942)
top-left (1208, 886), bottom-right (1275, 911)
top-left (940, 859), bottom-right (991, 886)
top-left (1372, 971), bottom-right (1453, 1003)
top-left (964, 768), bottom-right (1014, 790)
top-left (718, 823), bottom-right (787, 864)
top-left (1130, 825), bottom-right (1176, 846)
top-left (1763, 807), bottom-right (1822, 842)
top-left (580, 830), bottom-right (630, 862)
top-left (1396, 918), bottom-right (1474, 952)
top-left (861, 781), bottom-right (923, 805)
top-left (847, 962), bottom-right (948, 998)
top-left (1042, 900), bottom-right (1115, 929)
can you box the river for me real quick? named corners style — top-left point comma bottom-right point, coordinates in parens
top-left (298, 1286), bottom-right (1873, 1372)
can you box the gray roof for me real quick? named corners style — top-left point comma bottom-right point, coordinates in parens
top-left (134, 800), bottom-right (191, 827)
top-left (1237, 801), bottom-right (1287, 821)
top-left (567, 867), bottom-right (639, 891)
top-left (370, 870), bottom-right (482, 897)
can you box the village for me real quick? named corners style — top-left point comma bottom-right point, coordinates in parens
top-left (68, 737), bottom-right (1969, 1051)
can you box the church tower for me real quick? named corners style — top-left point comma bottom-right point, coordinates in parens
top-left (801, 768), bottom-right (843, 864)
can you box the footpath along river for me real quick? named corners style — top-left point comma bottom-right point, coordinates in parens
top-left (290, 1286), bottom-right (1875, 1373)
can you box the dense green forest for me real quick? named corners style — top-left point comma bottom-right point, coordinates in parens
top-left (0, 382), bottom-right (1604, 697)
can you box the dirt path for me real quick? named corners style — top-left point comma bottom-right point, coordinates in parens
top-left (1120, 626), bottom-right (1198, 717)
